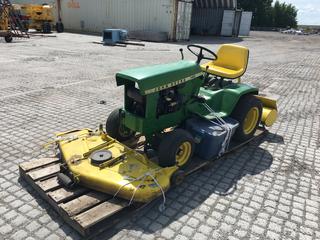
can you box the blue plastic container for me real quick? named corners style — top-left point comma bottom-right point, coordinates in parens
top-left (186, 117), bottom-right (239, 160)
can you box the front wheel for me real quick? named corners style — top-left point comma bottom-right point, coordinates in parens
top-left (4, 35), bottom-right (12, 43)
top-left (106, 108), bottom-right (135, 142)
top-left (42, 22), bottom-right (51, 33)
top-left (231, 95), bottom-right (262, 142)
top-left (158, 129), bottom-right (195, 168)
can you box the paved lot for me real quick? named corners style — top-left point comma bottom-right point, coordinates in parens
top-left (0, 31), bottom-right (320, 240)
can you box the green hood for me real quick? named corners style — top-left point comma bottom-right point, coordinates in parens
top-left (116, 60), bottom-right (202, 95)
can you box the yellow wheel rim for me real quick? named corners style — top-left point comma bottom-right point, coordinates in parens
top-left (243, 107), bottom-right (259, 135)
top-left (176, 142), bottom-right (192, 167)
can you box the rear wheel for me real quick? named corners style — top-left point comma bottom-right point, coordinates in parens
top-left (158, 129), bottom-right (195, 168)
top-left (231, 95), bottom-right (262, 142)
top-left (4, 35), bottom-right (12, 43)
top-left (56, 22), bottom-right (64, 33)
top-left (106, 108), bottom-right (135, 142)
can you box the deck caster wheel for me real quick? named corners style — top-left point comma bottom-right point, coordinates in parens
top-left (170, 170), bottom-right (185, 187)
top-left (158, 129), bottom-right (195, 169)
top-left (57, 172), bottom-right (75, 188)
top-left (231, 95), bottom-right (262, 142)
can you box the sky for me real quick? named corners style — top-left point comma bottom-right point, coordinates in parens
top-left (278, 0), bottom-right (320, 25)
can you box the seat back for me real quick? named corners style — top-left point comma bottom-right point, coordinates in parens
top-left (214, 44), bottom-right (249, 74)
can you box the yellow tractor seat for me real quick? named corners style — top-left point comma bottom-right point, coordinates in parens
top-left (201, 44), bottom-right (249, 79)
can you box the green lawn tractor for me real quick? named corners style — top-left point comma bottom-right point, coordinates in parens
top-left (57, 44), bottom-right (277, 203)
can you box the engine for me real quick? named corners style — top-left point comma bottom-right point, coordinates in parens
top-left (126, 87), bottom-right (146, 117)
top-left (157, 87), bottom-right (182, 117)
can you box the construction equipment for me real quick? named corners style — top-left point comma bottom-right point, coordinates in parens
top-left (0, 0), bottom-right (29, 42)
top-left (55, 44), bottom-right (278, 205)
top-left (18, 3), bottom-right (64, 33)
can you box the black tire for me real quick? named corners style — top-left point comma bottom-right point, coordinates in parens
top-left (57, 173), bottom-right (74, 188)
top-left (42, 22), bottom-right (51, 33)
top-left (106, 108), bottom-right (135, 142)
top-left (230, 95), bottom-right (262, 142)
top-left (56, 22), bottom-right (64, 33)
top-left (158, 129), bottom-right (195, 168)
top-left (4, 35), bottom-right (12, 43)
top-left (170, 170), bottom-right (185, 187)
top-left (22, 21), bottom-right (29, 32)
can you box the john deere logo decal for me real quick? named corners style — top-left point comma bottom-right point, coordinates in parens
top-left (144, 73), bottom-right (203, 94)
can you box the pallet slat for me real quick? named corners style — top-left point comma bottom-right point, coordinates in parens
top-left (59, 192), bottom-right (111, 217)
top-left (27, 164), bottom-right (60, 181)
top-left (74, 199), bottom-right (127, 228)
top-left (48, 187), bottom-right (88, 204)
top-left (20, 157), bottom-right (59, 171)
top-left (37, 176), bottom-right (60, 192)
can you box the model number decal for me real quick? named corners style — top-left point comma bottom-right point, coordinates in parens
top-left (144, 72), bottom-right (203, 94)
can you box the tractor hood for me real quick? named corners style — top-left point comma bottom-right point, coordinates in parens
top-left (116, 60), bottom-right (203, 95)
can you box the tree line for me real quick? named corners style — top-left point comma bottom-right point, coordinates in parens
top-left (238, 0), bottom-right (298, 28)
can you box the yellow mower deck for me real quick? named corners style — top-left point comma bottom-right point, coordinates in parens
top-left (19, 127), bottom-right (266, 237)
top-left (57, 129), bottom-right (177, 203)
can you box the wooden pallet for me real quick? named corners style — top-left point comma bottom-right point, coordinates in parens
top-left (19, 128), bottom-right (266, 237)
top-left (19, 157), bottom-right (144, 237)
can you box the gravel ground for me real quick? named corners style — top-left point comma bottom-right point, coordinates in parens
top-left (0, 31), bottom-right (320, 240)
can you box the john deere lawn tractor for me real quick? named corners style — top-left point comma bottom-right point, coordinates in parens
top-left (57, 44), bottom-right (277, 203)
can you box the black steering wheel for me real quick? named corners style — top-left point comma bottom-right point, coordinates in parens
top-left (187, 44), bottom-right (218, 64)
